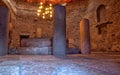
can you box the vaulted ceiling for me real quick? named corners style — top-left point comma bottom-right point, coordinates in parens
top-left (0, 0), bottom-right (80, 19)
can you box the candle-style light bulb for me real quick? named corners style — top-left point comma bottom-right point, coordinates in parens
top-left (40, 2), bottom-right (43, 5)
top-left (49, 7), bottom-right (52, 10)
top-left (37, 9), bottom-right (41, 12)
top-left (45, 11), bottom-right (48, 14)
top-left (45, 8), bottom-right (48, 10)
top-left (50, 14), bottom-right (52, 18)
top-left (39, 6), bottom-right (43, 9)
top-left (49, 4), bottom-right (52, 6)
top-left (37, 13), bottom-right (40, 16)
top-left (43, 13), bottom-right (45, 15)
top-left (50, 11), bottom-right (52, 14)
top-left (43, 16), bottom-right (45, 19)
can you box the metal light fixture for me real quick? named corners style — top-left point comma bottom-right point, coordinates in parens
top-left (37, 2), bottom-right (53, 19)
top-left (23, 0), bottom-right (73, 19)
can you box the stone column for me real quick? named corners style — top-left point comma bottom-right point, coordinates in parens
top-left (53, 5), bottom-right (66, 57)
top-left (80, 19), bottom-right (91, 54)
top-left (0, 6), bottom-right (9, 56)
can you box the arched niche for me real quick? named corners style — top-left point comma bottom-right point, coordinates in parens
top-left (96, 4), bottom-right (106, 23)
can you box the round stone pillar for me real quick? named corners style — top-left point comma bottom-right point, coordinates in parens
top-left (0, 6), bottom-right (9, 56)
top-left (53, 4), bottom-right (66, 57)
top-left (80, 19), bottom-right (91, 54)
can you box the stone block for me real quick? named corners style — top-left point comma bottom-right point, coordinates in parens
top-left (21, 38), bottom-right (51, 47)
top-left (18, 47), bottom-right (52, 55)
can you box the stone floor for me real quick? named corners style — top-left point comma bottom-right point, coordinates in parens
top-left (0, 52), bottom-right (120, 75)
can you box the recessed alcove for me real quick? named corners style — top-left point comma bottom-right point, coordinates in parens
top-left (96, 4), bottom-right (106, 23)
top-left (20, 34), bottom-right (30, 47)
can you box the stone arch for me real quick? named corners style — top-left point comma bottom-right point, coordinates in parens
top-left (96, 4), bottom-right (106, 22)
top-left (2, 0), bottom-right (16, 19)
top-left (0, 1), bottom-right (8, 7)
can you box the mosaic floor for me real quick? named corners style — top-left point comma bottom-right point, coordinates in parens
top-left (0, 52), bottom-right (120, 75)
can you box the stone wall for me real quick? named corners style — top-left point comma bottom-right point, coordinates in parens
top-left (66, 0), bottom-right (88, 49)
top-left (9, 0), bottom-right (120, 52)
top-left (85, 0), bottom-right (120, 52)
top-left (9, 0), bottom-right (88, 50)
top-left (9, 16), bottom-right (53, 48)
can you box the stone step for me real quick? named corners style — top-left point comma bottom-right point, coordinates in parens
top-left (9, 47), bottom-right (81, 55)
top-left (18, 47), bottom-right (52, 55)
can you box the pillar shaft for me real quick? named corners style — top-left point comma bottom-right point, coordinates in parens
top-left (80, 19), bottom-right (91, 54)
top-left (53, 5), bottom-right (66, 57)
top-left (0, 6), bottom-right (9, 56)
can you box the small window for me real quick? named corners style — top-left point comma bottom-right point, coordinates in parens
top-left (97, 5), bottom-right (106, 22)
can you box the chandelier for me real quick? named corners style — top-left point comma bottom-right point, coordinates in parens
top-left (37, 1), bottom-right (53, 19)
top-left (23, 0), bottom-right (73, 19)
